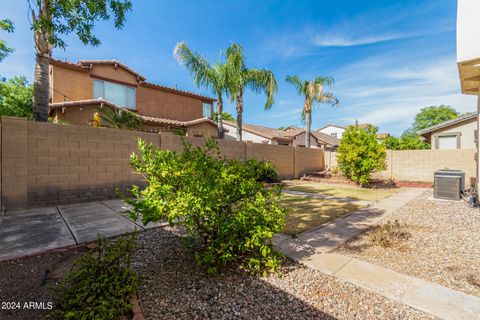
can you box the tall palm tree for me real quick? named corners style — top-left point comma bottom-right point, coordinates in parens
top-left (174, 42), bottom-right (227, 138)
top-left (96, 107), bottom-right (142, 130)
top-left (225, 44), bottom-right (277, 141)
top-left (285, 75), bottom-right (338, 148)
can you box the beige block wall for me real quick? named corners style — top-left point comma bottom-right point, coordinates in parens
top-left (1, 117), bottom-right (325, 210)
top-left (245, 142), bottom-right (296, 179)
top-left (295, 146), bottom-right (325, 178)
top-left (325, 149), bottom-right (476, 185)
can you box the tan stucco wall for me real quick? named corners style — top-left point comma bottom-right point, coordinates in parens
top-left (426, 117), bottom-right (477, 149)
top-left (1, 117), bottom-right (325, 210)
top-left (325, 149), bottom-right (476, 184)
top-left (186, 122), bottom-right (218, 138)
top-left (52, 105), bottom-right (97, 126)
top-left (50, 63), bottom-right (209, 122)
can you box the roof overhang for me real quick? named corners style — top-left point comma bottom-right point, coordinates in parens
top-left (458, 58), bottom-right (480, 95)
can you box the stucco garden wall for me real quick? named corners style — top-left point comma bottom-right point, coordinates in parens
top-left (325, 149), bottom-right (476, 185)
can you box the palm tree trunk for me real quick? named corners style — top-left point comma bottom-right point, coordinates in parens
top-left (217, 96), bottom-right (224, 139)
top-left (305, 110), bottom-right (311, 148)
top-left (235, 89), bottom-right (243, 141)
top-left (32, 3), bottom-right (52, 122)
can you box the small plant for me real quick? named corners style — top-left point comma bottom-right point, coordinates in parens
top-left (337, 125), bottom-right (387, 185)
top-left (50, 233), bottom-right (140, 320)
top-left (246, 159), bottom-right (279, 183)
top-left (367, 220), bottom-right (410, 248)
top-left (126, 139), bottom-right (287, 275)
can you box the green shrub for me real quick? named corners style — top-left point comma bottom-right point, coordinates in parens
top-left (337, 125), bottom-right (387, 185)
top-left (246, 159), bottom-right (279, 183)
top-left (50, 233), bottom-right (140, 320)
top-left (126, 139), bottom-right (287, 275)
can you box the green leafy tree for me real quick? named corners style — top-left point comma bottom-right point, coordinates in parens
top-left (337, 125), bottom-right (387, 185)
top-left (96, 107), bottom-right (142, 130)
top-left (412, 105), bottom-right (459, 132)
top-left (28, 0), bottom-right (133, 122)
top-left (213, 111), bottom-right (235, 122)
top-left (0, 77), bottom-right (33, 118)
top-left (285, 75), bottom-right (338, 147)
top-left (0, 19), bottom-right (14, 62)
top-left (126, 139), bottom-right (286, 275)
top-left (174, 42), bottom-right (228, 138)
top-left (225, 43), bottom-right (277, 141)
top-left (382, 132), bottom-right (429, 150)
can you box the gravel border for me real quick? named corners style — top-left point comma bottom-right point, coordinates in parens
top-left (337, 190), bottom-right (480, 297)
top-left (134, 228), bottom-right (433, 319)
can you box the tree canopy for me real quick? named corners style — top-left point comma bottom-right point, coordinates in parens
top-left (412, 105), bottom-right (459, 132)
top-left (0, 77), bottom-right (33, 119)
top-left (213, 111), bottom-right (235, 122)
top-left (0, 19), bottom-right (14, 62)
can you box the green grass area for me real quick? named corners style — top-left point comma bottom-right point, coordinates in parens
top-left (280, 194), bottom-right (362, 236)
top-left (283, 181), bottom-right (398, 202)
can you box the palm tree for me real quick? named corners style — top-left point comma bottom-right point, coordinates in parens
top-left (174, 42), bottom-right (227, 138)
top-left (285, 75), bottom-right (338, 147)
top-left (96, 107), bottom-right (142, 130)
top-left (225, 44), bottom-right (277, 141)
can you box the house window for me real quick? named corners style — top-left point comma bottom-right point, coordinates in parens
top-left (93, 79), bottom-right (136, 109)
top-left (436, 133), bottom-right (460, 149)
top-left (202, 103), bottom-right (212, 118)
top-left (331, 133), bottom-right (338, 137)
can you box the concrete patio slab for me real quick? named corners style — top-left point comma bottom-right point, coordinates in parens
top-left (58, 202), bottom-right (139, 243)
top-left (0, 207), bottom-right (76, 261)
top-left (301, 253), bottom-right (352, 275)
top-left (102, 199), bottom-right (166, 229)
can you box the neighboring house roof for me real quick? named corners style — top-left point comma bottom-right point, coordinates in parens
top-left (311, 131), bottom-right (340, 146)
top-left (376, 133), bottom-right (390, 139)
top-left (223, 120), bottom-right (291, 142)
top-left (417, 113), bottom-right (476, 135)
top-left (78, 59), bottom-right (147, 81)
top-left (49, 58), bottom-right (215, 102)
top-left (49, 98), bottom-right (218, 129)
top-left (224, 120), bottom-right (339, 146)
top-left (316, 124), bottom-right (347, 131)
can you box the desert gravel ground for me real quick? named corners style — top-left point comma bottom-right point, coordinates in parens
top-left (134, 228), bottom-right (433, 320)
top-left (0, 249), bottom-right (84, 320)
top-left (337, 190), bottom-right (480, 297)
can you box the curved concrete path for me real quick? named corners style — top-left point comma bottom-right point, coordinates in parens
top-left (275, 188), bottom-right (480, 320)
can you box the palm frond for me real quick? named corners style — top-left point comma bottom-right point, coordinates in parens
top-left (285, 75), bottom-right (306, 96)
top-left (173, 42), bottom-right (217, 91)
top-left (97, 107), bottom-right (142, 130)
top-left (316, 91), bottom-right (339, 106)
top-left (246, 69), bottom-right (278, 109)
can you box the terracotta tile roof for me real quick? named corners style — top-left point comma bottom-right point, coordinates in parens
top-left (49, 58), bottom-right (215, 102)
top-left (78, 59), bottom-right (147, 81)
top-left (140, 81), bottom-right (215, 102)
top-left (311, 131), bottom-right (340, 146)
top-left (223, 120), bottom-right (291, 141)
top-left (49, 99), bottom-right (218, 129)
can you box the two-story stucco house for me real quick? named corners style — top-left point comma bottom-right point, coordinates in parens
top-left (48, 59), bottom-right (218, 137)
top-left (418, 113), bottom-right (478, 149)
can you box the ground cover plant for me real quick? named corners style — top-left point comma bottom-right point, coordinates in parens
top-left (126, 139), bottom-right (287, 275)
top-left (337, 125), bottom-right (387, 185)
top-left (50, 233), bottom-right (140, 320)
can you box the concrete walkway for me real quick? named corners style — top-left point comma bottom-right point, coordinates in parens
top-left (282, 189), bottom-right (371, 206)
top-left (0, 199), bottom-right (160, 261)
top-left (302, 253), bottom-right (480, 320)
top-left (274, 188), bottom-right (427, 260)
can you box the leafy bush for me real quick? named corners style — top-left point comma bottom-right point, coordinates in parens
top-left (126, 139), bottom-right (287, 275)
top-left (50, 233), bottom-right (140, 320)
top-left (246, 159), bottom-right (279, 183)
top-left (337, 125), bottom-right (387, 185)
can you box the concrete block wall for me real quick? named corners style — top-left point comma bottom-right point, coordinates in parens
top-left (1, 117), bottom-right (325, 210)
top-left (325, 149), bottom-right (476, 184)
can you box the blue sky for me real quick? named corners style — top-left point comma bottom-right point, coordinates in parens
top-left (0, 0), bottom-right (476, 135)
